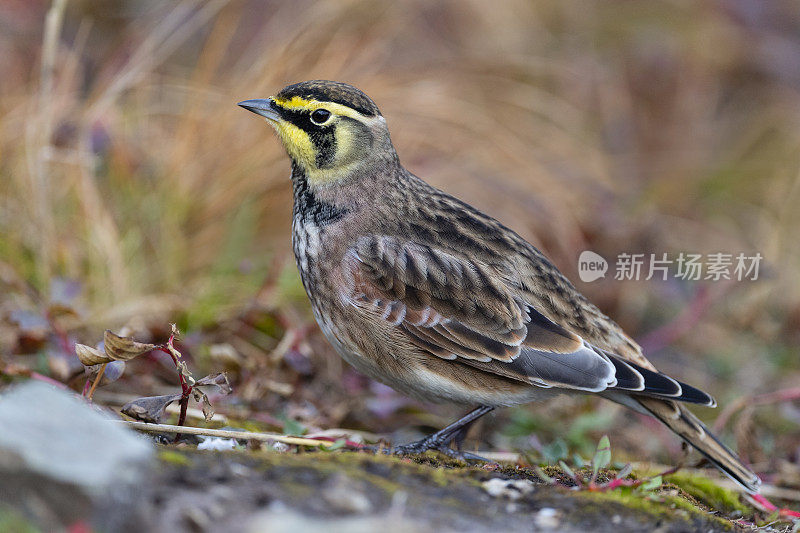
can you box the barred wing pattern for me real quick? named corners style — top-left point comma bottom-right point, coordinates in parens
top-left (341, 235), bottom-right (714, 404)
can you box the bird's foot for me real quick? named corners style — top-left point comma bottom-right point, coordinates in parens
top-left (365, 436), bottom-right (490, 463)
top-left (363, 405), bottom-right (496, 463)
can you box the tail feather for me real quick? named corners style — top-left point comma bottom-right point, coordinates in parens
top-left (606, 354), bottom-right (717, 406)
top-left (637, 397), bottom-right (761, 493)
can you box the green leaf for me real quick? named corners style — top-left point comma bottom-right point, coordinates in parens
top-left (592, 435), bottom-right (611, 478)
top-left (559, 460), bottom-right (576, 479)
top-left (278, 415), bottom-right (307, 436)
top-left (533, 466), bottom-right (555, 484)
top-left (615, 463), bottom-right (633, 480)
top-left (321, 438), bottom-right (346, 451)
top-left (640, 475), bottom-right (663, 492)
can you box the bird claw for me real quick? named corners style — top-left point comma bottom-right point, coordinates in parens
top-left (364, 439), bottom-right (491, 463)
top-left (362, 405), bottom-right (497, 463)
top-left (428, 445), bottom-right (491, 463)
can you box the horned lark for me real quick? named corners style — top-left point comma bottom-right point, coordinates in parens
top-left (238, 80), bottom-right (760, 492)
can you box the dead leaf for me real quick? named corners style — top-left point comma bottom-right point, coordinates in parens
top-left (76, 330), bottom-right (157, 366)
top-left (175, 360), bottom-right (195, 387)
top-left (188, 373), bottom-right (232, 422)
top-left (192, 388), bottom-right (214, 422)
top-left (194, 372), bottom-right (232, 395)
top-left (103, 330), bottom-right (156, 361)
top-left (121, 393), bottom-right (182, 423)
top-left (75, 343), bottom-right (107, 366)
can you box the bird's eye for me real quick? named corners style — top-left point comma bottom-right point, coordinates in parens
top-left (310, 108), bottom-right (331, 125)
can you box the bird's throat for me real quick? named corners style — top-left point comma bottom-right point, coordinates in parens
top-left (291, 164), bottom-right (348, 226)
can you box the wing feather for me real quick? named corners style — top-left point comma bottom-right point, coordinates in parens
top-left (342, 236), bottom-right (616, 391)
top-left (341, 235), bottom-right (718, 403)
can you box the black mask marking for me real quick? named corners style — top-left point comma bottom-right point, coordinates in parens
top-left (271, 100), bottom-right (337, 168)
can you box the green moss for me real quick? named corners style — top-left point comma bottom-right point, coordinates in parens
top-left (152, 446), bottom-right (744, 530)
top-left (145, 446), bottom-right (748, 530)
top-left (323, 454), bottom-right (409, 494)
top-left (158, 449), bottom-right (193, 466)
top-left (521, 463), bottom-right (739, 530)
top-left (577, 487), bottom-right (736, 531)
top-left (665, 472), bottom-right (750, 516)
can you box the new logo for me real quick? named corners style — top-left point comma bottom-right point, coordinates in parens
top-left (578, 251), bottom-right (608, 282)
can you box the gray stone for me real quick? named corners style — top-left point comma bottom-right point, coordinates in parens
top-left (0, 381), bottom-right (153, 491)
top-left (0, 381), bottom-right (154, 530)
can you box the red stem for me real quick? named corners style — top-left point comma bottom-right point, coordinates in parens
top-left (176, 395), bottom-right (189, 429)
top-left (152, 332), bottom-right (192, 442)
top-left (751, 493), bottom-right (800, 519)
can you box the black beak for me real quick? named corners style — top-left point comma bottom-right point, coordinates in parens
top-left (237, 98), bottom-right (280, 121)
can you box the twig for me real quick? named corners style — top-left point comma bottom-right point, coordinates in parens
top-left (86, 363), bottom-right (107, 400)
top-left (474, 451), bottom-right (521, 463)
top-left (40, 0), bottom-right (67, 108)
top-left (121, 420), bottom-right (332, 447)
top-left (151, 329), bottom-right (192, 441)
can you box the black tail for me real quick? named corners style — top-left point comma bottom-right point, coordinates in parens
top-left (607, 355), bottom-right (716, 406)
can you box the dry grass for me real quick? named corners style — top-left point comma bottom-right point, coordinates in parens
top-left (1, 0), bottom-right (799, 470)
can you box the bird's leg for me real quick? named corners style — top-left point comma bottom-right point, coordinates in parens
top-left (451, 422), bottom-right (472, 452)
top-left (390, 405), bottom-right (494, 461)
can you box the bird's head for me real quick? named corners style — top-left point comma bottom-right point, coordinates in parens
top-left (238, 80), bottom-right (394, 186)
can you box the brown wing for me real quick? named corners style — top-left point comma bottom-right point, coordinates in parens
top-left (341, 235), bottom-right (623, 392)
top-left (340, 235), bottom-right (716, 402)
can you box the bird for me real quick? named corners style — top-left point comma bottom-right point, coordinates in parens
top-left (238, 80), bottom-right (760, 493)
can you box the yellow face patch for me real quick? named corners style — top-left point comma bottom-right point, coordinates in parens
top-left (264, 95), bottom-right (380, 185)
top-left (272, 120), bottom-right (316, 168)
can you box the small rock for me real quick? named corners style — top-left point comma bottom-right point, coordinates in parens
top-left (197, 437), bottom-right (237, 451)
top-left (271, 441), bottom-right (290, 452)
top-left (482, 478), bottom-right (535, 501)
top-left (533, 507), bottom-right (562, 529)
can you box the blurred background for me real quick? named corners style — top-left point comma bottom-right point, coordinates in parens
top-left (1, 0), bottom-right (799, 487)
